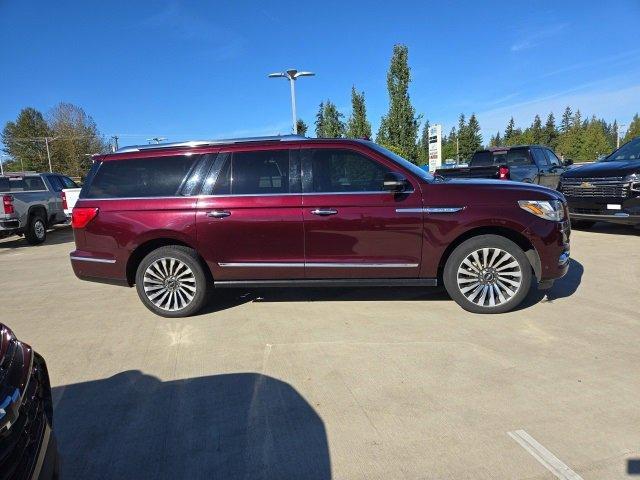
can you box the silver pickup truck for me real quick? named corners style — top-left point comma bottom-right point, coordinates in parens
top-left (0, 172), bottom-right (79, 244)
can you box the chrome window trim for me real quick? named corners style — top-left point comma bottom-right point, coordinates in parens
top-left (218, 262), bottom-right (419, 268)
top-left (70, 255), bottom-right (116, 264)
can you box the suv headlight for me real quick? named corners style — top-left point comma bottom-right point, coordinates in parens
top-left (626, 173), bottom-right (640, 193)
top-left (518, 200), bottom-right (565, 221)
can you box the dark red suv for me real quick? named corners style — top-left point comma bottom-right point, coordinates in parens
top-left (70, 136), bottom-right (570, 317)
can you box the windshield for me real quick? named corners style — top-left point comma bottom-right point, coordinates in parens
top-left (600, 137), bottom-right (640, 162)
top-left (363, 141), bottom-right (434, 182)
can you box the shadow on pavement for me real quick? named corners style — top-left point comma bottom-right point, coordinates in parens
top-left (0, 225), bottom-right (73, 249)
top-left (199, 286), bottom-right (450, 314)
top-left (519, 258), bottom-right (584, 309)
top-left (53, 371), bottom-right (330, 480)
top-left (574, 222), bottom-right (639, 236)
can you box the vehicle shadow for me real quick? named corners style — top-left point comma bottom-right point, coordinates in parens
top-left (518, 258), bottom-right (584, 309)
top-left (52, 371), bottom-right (330, 480)
top-left (199, 286), bottom-right (450, 314)
top-left (0, 225), bottom-right (73, 249)
top-left (574, 222), bottom-right (639, 236)
top-left (202, 260), bottom-right (583, 315)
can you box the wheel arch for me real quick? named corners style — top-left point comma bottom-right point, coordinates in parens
top-left (437, 226), bottom-right (541, 281)
top-left (27, 204), bottom-right (48, 223)
top-left (126, 238), bottom-right (212, 286)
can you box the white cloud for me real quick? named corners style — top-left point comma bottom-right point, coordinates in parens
top-left (477, 80), bottom-right (640, 138)
top-left (510, 23), bottom-right (568, 52)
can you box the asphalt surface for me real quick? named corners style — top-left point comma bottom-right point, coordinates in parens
top-left (1, 223), bottom-right (639, 479)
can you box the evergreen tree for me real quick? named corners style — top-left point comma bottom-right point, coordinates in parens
top-left (504, 117), bottom-right (516, 143)
top-left (542, 113), bottom-right (558, 148)
top-left (442, 127), bottom-right (457, 161)
top-left (580, 116), bottom-right (613, 161)
top-left (296, 119), bottom-right (308, 136)
top-left (557, 110), bottom-right (585, 161)
top-left (490, 132), bottom-right (502, 147)
top-left (346, 86), bottom-right (372, 139)
top-left (560, 106), bottom-right (573, 133)
top-left (530, 115), bottom-right (543, 144)
top-left (376, 44), bottom-right (420, 162)
top-left (418, 119), bottom-right (430, 165)
top-left (623, 114), bottom-right (640, 143)
top-left (315, 100), bottom-right (345, 138)
top-left (1, 107), bottom-right (51, 172)
top-left (458, 113), bottom-right (482, 160)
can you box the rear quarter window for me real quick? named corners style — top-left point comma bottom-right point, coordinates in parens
top-left (83, 155), bottom-right (199, 199)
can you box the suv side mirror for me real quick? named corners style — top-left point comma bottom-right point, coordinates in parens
top-left (383, 172), bottom-right (409, 192)
top-left (563, 158), bottom-right (573, 166)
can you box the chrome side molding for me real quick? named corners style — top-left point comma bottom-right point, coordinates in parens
top-left (396, 207), bottom-right (464, 214)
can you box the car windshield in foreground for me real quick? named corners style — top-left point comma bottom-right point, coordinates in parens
top-left (601, 137), bottom-right (640, 162)
top-left (364, 141), bottom-right (434, 182)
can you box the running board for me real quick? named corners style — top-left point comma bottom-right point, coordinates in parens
top-left (214, 278), bottom-right (438, 288)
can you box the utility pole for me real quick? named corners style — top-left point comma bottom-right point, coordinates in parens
top-left (44, 137), bottom-right (53, 173)
top-left (268, 69), bottom-right (315, 134)
top-left (111, 135), bottom-right (119, 152)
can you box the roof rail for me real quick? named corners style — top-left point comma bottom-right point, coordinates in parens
top-left (0, 171), bottom-right (39, 177)
top-left (115, 134), bottom-right (308, 153)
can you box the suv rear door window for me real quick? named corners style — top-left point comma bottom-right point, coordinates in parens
top-left (305, 149), bottom-right (390, 193)
top-left (84, 155), bottom-right (199, 198)
top-left (532, 148), bottom-right (549, 166)
top-left (47, 175), bottom-right (64, 192)
top-left (211, 150), bottom-right (290, 195)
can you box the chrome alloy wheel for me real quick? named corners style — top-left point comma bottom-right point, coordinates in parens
top-left (143, 257), bottom-right (197, 312)
top-left (456, 247), bottom-right (522, 308)
top-left (34, 220), bottom-right (45, 240)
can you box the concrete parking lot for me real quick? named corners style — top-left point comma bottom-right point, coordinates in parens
top-left (1, 224), bottom-right (639, 479)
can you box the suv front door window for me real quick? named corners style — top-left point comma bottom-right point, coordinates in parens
top-left (301, 147), bottom-right (423, 278)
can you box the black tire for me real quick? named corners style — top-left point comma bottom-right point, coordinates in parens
top-left (135, 245), bottom-right (209, 318)
top-left (25, 213), bottom-right (47, 245)
top-left (443, 234), bottom-right (532, 314)
top-left (570, 220), bottom-right (596, 230)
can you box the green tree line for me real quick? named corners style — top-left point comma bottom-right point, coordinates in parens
top-left (2, 102), bottom-right (108, 176)
top-left (311, 44), bottom-right (640, 165)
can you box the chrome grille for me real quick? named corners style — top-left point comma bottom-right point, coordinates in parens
top-left (560, 176), bottom-right (629, 198)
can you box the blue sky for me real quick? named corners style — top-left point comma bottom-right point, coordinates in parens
top-left (1, 0), bottom-right (639, 148)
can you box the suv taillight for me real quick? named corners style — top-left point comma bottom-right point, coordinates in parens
top-left (2, 195), bottom-right (14, 214)
top-left (498, 165), bottom-right (510, 180)
top-left (61, 191), bottom-right (68, 210)
top-left (71, 207), bottom-right (98, 229)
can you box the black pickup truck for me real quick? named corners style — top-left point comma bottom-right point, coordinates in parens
top-left (560, 136), bottom-right (640, 227)
top-left (435, 145), bottom-right (571, 190)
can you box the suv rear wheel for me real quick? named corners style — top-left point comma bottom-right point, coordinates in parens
top-left (25, 213), bottom-right (47, 245)
top-left (135, 245), bottom-right (209, 318)
top-left (443, 235), bottom-right (532, 314)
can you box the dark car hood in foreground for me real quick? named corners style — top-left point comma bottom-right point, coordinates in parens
top-left (444, 177), bottom-right (562, 195)
top-left (562, 160), bottom-right (640, 178)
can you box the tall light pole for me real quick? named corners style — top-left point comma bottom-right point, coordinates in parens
top-left (268, 69), bottom-right (315, 134)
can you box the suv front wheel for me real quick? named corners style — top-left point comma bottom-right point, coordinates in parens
top-left (443, 235), bottom-right (532, 314)
top-left (135, 245), bottom-right (209, 318)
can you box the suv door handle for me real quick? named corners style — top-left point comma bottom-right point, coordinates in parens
top-left (207, 210), bottom-right (231, 218)
top-left (311, 208), bottom-right (338, 216)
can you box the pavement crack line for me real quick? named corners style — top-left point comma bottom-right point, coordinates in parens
top-left (508, 429), bottom-right (584, 480)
